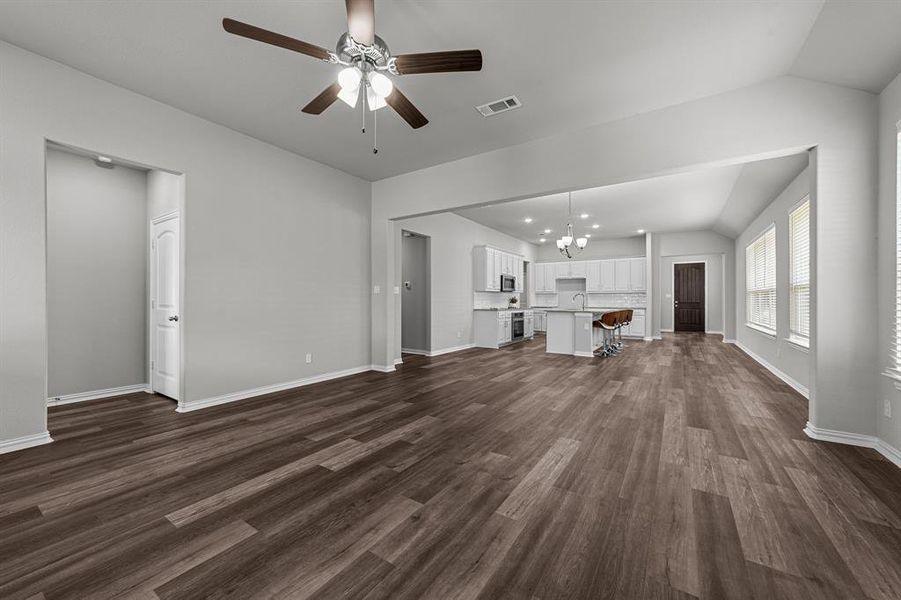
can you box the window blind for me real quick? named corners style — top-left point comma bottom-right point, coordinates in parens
top-left (747, 225), bottom-right (776, 332)
top-left (894, 130), bottom-right (901, 372)
top-left (789, 198), bottom-right (810, 343)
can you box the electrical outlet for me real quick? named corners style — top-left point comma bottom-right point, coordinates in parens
top-left (457, 330), bottom-right (462, 339)
top-left (305, 353), bottom-right (312, 364)
top-left (885, 398), bottom-right (892, 419)
top-left (394, 286), bottom-right (400, 295)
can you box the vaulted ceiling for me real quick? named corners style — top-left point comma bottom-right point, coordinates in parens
top-left (0, 1), bottom-right (898, 181)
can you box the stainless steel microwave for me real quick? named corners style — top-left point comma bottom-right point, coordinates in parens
top-left (500, 275), bottom-right (516, 292)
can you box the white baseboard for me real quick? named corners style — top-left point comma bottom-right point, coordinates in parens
top-left (732, 340), bottom-right (809, 399)
top-left (804, 422), bottom-right (901, 469)
top-left (428, 343), bottom-right (475, 357)
top-left (394, 358), bottom-right (404, 366)
top-left (400, 348), bottom-right (428, 356)
top-left (370, 364), bottom-right (396, 373)
top-left (177, 365), bottom-right (375, 413)
top-left (574, 351), bottom-right (595, 358)
top-left (723, 338), bottom-right (737, 344)
top-left (0, 431), bottom-right (53, 455)
top-left (47, 383), bottom-right (150, 407)
top-left (660, 328), bottom-right (674, 333)
top-left (643, 337), bottom-right (654, 342)
top-left (707, 330), bottom-right (724, 335)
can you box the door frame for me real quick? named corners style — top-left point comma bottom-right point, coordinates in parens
top-left (150, 210), bottom-right (185, 404)
top-left (671, 260), bottom-right (708, 333)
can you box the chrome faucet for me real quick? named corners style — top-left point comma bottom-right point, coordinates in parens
top-left (572, 292), bottom-right (586, 311)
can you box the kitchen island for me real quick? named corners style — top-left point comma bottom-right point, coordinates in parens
top-left (544, 307), bottom-right (646, 356)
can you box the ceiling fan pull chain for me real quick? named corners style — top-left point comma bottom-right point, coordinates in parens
top-left (361, 92), bottom-right (366, 134)
top-left (373, 108), bottom-right (378, 154)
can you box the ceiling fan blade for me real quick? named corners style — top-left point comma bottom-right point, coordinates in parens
top-left (222, 18), bottom-right (331, 61)
top-left (385, 87), bottom-right (428, 129)
top-left (393, 50), bottom-right (482, 75)
top-left (301, 83), bottom-right (342, 115)
top-left (345, 0), bottom-right (375, 46)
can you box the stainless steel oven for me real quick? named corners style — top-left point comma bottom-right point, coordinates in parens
top-left (500, 274), bottom-right (516, 292)
top-left (511, 311), bottom-right (524, 340)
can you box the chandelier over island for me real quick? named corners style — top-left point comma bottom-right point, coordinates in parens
top-left (556, 192), bottom-right (589, 259)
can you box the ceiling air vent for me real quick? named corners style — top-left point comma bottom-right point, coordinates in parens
top-left (476, 95), bottom-right (521, 117)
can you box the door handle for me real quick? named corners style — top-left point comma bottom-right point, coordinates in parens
top-left (168, 315), bottom-right (179, 322)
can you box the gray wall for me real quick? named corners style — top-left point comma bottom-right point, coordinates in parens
top-left (659, 254), bottom-right (725, 334)
top-left (147, 169), bottom-right (182, 219)
top-left (877, 72), bottom-right (901, 452)
top-left (393, 212), bottom-right (537, 358)
top-left (46, 148), bottom-right (148, 397)
top-left (652, 230), bottom-right (735, 340)
top-left (401, 234), bottom-right (429, 352)
top-left (735, 167), bottom-right (811, 393)
top-left (535, 235), bottom-right (645, 261)
top-left (0, 40), bottom-right (371, 442)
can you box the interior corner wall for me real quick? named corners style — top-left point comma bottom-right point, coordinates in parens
top-left (393, 212), bottom-right (537, 359)
top-left (651, 230), bottom-right (735, 340)
top-left (877, 71), bottom-right (901, 453)
top-left (372, 75), bottom-right (878, 439)
top-left (46, 148), bottom-right (148, 398)
top-left (0, 41), bottom-right (371, 444)
top-left (734, 166), bottom-right (811, 393)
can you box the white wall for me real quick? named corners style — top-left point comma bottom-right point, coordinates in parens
top-left (534, 235), bottom-right (645, 261)
top-left (147, 169), bottom-right (182, 220)
top-left (394, 212), bottom-right (537, 358)
top-left (372, 75), bottom-right (879, 440)
top-left (0, 41), bottom-right (371, 444)
top-left (652, 230), bottom-right (735, 340)
top-left (401, 234), bottom-right (429, 353)
top-left (735, 167), bottom-right (811, 393)
top-left (46, 148), bottom-right (148, 398)
top-left (878, 72), bottom-right (901, 454)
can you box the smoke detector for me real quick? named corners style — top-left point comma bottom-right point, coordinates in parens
top-left (476, 95), bottom-right (521, 117)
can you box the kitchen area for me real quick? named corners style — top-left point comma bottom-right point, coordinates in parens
top-left (471, 244), bottom-right (648, 356)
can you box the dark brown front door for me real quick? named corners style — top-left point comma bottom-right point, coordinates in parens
top-left (674, 263), bottom-right (705, 332)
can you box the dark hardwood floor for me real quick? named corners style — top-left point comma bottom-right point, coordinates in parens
top-left (2, 334), bottom-right (901, 599)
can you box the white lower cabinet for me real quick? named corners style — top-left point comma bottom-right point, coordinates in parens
top-left (623, 309), bottom-right (646, 338)
top-left (474, 310), bottom-right (532, 349)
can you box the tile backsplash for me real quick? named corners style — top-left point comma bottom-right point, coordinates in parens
top-left (533, 291), bottom-right (647, 309)
top-left (473, 292), bottom-right (522, 309)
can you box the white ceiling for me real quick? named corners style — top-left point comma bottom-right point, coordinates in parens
top-left (454, 153), bottom-right (808, 244)
top-left (0, 2), bottom-right (897, 181)
top-left (788, 0), bottom-right (901, 93)
top-left (0, 0), bottom-right (830, 181)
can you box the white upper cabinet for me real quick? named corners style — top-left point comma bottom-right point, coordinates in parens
top-left (473, 246), bottom-right (525, 292)
top-left (586, 260), bottom-right (603, 292)
top-left (554, 262), bottom-right (569, 279)
top-left (600, 260), bottom-right (616, 291)
top-left (629, 257), bottom-right (646, 291)
top-left (570, 261), bottom-right (587, 278)
top-left (614, 259), bottom-right (631, 291)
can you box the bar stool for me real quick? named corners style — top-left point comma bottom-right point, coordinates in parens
top-left (616, 309), bottom-right (633, 351)
top-left (593, 311), bottom-right (620, 357)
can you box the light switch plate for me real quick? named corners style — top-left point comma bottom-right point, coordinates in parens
top-left (394, 286), bottom-right (400, 294)
top-left (885, 398), bottom-right (892, 419)
top-left (305, 353), bottom-right (312, 364)
top-left (373, 285), bottom-right (380, 294)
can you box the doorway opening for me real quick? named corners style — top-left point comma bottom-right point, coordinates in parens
top-left (45, 141), bottom-right (184, 408)
top-left (400, 230), bottom-right (431, 356)
top-left (673, 262), bottom-right (706, 332)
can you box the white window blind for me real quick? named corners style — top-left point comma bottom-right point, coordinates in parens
top-left (894, 130), bottom-right (901, 373)
top-left (747, 225), bottom-right (776, 332)
top-left (789, 198), bottom-right (810, 344)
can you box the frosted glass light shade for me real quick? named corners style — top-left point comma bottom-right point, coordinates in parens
top-left (338, 66), bottom-right (362, 91)
top-left (556, 239), bottom-right (565, 249)
top-left (562, 235), bottom-right (573, 246)
top-left (576, 237), bottom-right (588, 249)
top-left (368, 72), bottom-right (394, 98)
top-left (338, 86), bottom-right (359, 108)
top-left (366, 86), bottom-right (387, 110)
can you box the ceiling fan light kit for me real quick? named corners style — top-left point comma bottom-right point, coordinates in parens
top-left (222, 0), bottom-right (483, 154)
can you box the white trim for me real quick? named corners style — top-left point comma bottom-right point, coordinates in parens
top-left (784, 336), bottom-right (810, 352)
top-left (660, 328), bottom-right (674, 333)
top-left (707, 330), bottom-right (724, 336)
top-left (0, 431), bottom-right (53, 455)
top-left (427, 343), bottom-right (475, 357)
top-left (671, 260), bottom-right (709, 333)
top-left (733, 340), bottom-right (809, 398)
top-left (745, 322), bottom-right (777, 338)
top-left (883, 370), bottom-right (901, 392)
top-left (48, 384), bottom-right (150, 406)
top-left (370, 364), bottom-right (396, 373)
top-left (401, 347), bottom-right (429, 356)
top-left (876, 438), bottom-right (901, 469)
top-left (723, 338), bottom-right (737, 344)
top-left (802, 424), bottom-right (901, 469)
top-left (149, 209), bottom-right (183, 402)
top-left (393, 358), bottom-right (404, 366)
top-left (574, 351), bottom-right (595, 358)
top-left (643, 336), bottom-right (654, 342)
top-left (177, 365), bottom-right (375, 413)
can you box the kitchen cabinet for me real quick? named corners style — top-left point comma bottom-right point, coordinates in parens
top-left (525, 312), bottom-right (534, 338)
top-left (474, 310), bottom-right (530, 349)
top-left (586, 261), bottom-right (602, 292)
top-left (473, 246), bottom-right (525, 292)
top-left (555, 262), bottom-right (569, 279)
top-left (569, 261), bottom-right (587, 278)
top-left (629, 257), bottom-right (646, 291)
top-left (614, 259), bottom-right (631, 291)
top-left (533, 263), bottom-right (557, 293)
top-left (600, 260), bottom-right (616, 291)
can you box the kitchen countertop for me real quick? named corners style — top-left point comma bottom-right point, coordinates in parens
top-left (539, 307), bottom-right (646, 312)
top-left (473, 307), bottom-right (532, 311)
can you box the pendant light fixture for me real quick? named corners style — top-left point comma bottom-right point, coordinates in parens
top-left (556, 192), bottom-right (588, 259)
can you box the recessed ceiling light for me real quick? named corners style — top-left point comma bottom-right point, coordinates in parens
top-left (580, 213), bottom-right (589, 219)
top-left (97, 155), bottom-right (112, 163)
top-left (539, 238), bottom-right (546, 243)
top-left (637, 229), bottom-right (645, 234)
top-left (592, 224), bottom-right (600, 229)
top-left (543, 228), bottom-right (551, 234)
top-left (524, 217), bottom-right (533, 223)
top-left (585, 233), bottom-right (592, 238)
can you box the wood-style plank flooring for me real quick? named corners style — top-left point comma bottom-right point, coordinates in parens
top-left (2, 334), bottom-right (901, 599)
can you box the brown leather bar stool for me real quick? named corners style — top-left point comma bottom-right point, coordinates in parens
top-left (616, 309), bottom-right (633, 351)
top-left (593, 311), bottom-right (620, 357)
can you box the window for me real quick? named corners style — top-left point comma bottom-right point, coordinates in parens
top-left (894, 130), bottom-right (901, 374)
top-left (789, 198), bottom-right (810, 346)
top-left (746, 225), bottom-right (776, 333)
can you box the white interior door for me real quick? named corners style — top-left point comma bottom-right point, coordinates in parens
top-left (151, 214), bottom-right (180, 400)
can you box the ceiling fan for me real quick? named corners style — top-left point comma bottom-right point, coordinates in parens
top-left (222, 0), bottom-right (482, 146)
